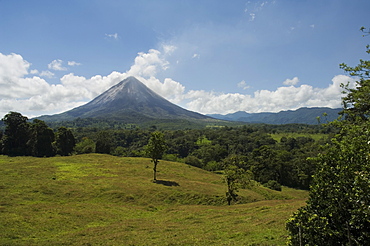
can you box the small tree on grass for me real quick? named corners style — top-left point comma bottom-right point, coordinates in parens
top-left (144, 131), bottom-right (166, 182)
top-left (224, 155), bottom-right (252, 205)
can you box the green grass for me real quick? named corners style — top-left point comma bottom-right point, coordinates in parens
top-left (0, 154), bottom-right (307, 245)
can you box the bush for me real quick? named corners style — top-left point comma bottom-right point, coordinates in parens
top-left (75, 137), bottom-right (95, 154)
top-left (204, 161), bottom-right (222, 171)
top-left (112, 146), bottom-right (127, 156)
top-left (162, 154), bottom-right (182, 162)
top-left (184, 155), bottom-right (202, 168)
top-left (264, 180), bottom-right (282, 191)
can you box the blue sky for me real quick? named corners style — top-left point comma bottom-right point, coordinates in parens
top-left (0, 0), bottom-right (368, 118)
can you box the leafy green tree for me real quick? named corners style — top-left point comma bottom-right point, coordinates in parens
top-left (0, 130), bottom-right (3, 154)
top-left (95, 130), bottom-right (114, 154)
top-left (1, 112), bottom-right (30, 156)
top-left (75, 137), bottom-right (96, 154)
top-left (339, 29), bottom-right (370, 122)
top-left (55, 127), bottom-right (76, 156)
top-left (144, 131), bottom-right (166, 182)
top-left (29, 119), bottom-right (55, 157)
top-left (223, 155), bottom-right (252, 205)
top-left (286, 125), bottom-right (370, 245)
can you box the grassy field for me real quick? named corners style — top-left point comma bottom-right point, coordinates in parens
top-left (0, 154), bottom-right (307, 245)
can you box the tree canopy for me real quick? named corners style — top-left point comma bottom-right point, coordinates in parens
top-left (144, 131), bottom-right (166, 182)
top-left (2, 112), bottom-right (30, 156)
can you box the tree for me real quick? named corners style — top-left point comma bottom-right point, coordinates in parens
top-left (287, 32), bottom-right (370, 245)
top-left (29, 119), bottom-right (55, 157)
top-left (95, 130), bottom-right (114, 154)
top-left (1, 112), bottom-right (30, 156)
top-left (55, 127), bottom-right (76, 156)
top-left (339, 29), bottom-right (370, 122)
top-left (286, 125), bottom-right (370, 245)
top-left (74, 137), bottom-right (95, 154)
top-left (223, 155), bottom-right (252, 205)
top-left (144, 131), bottom-right (166, 182)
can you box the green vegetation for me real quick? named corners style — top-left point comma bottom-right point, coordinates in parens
top-left (144, 131), bottom-right (167, 181)
top-left (1, 112), bottom-right (76, 157)
top-left (1, 116), bottom-right (329, 190)
top-left (270, 132), bottom-right (328, 142)
top-left (0, 154), bottom-right (307, 245)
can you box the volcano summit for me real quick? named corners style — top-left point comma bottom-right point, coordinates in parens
top-left (38, 76), bottom-right (211, 123)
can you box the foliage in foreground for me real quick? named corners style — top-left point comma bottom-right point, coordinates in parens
top-left (286, 125), bottom-right (370, 245)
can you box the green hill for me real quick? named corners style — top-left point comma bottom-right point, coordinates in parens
top-left (0, 154), bottom-right (307, 245)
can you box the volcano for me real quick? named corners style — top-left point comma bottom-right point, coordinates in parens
top-left (38, 76), bottom-right (211, 122)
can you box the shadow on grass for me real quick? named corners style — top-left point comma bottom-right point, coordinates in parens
top-left (154, 180), bottom-right (180, 186)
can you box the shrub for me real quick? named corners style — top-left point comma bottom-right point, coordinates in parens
top-left (264, 180), bottom-right (282, 191)
top-left (184, 155), bottom-right (202, 168)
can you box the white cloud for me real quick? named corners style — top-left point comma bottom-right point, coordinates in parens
top-left (127, 48), bottom-right (170, 78)
top-left (192, 53), bottom-right (200, 59)
top-left (249, 13), bottom-right (256, 21)
top-left (39, 70), bottom-right (55, 78)
top-left (48, 59), bottom-right (67, 71)
top-left (0, 53), bottom-right (29, 81)
top-left (0, 49), bottom-right (356, 119)
top-left (30, 69), bottom-right (39, 74)
top-left (182, 75), bottom-right (356, 114)
top-left (105, 33), bottom-right (118, 40)
top-left (162, 45), bottom-right (177, 55)
top-left (283, 76), bottom-right (299, 85)
top-left (237, 80), bottom-right (251, 90)
top-left (67, 61), bottom-right (81, 66)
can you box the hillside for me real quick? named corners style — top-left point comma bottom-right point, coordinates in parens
top-left (208, 107), bottom-right (342, 125)
top-left (0, 154), bottom-right (307, 245)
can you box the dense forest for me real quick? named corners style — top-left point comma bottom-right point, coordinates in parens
top-left (0, 111), bottom-right (335, 191)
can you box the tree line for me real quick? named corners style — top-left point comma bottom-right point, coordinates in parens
top-left (0, 112), bottom-right (75, 157)
top-left (0, 112), bottom-right (332, 191)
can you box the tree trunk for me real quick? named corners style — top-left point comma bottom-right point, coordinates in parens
top-left (153, 160), bottom-right (158, 182)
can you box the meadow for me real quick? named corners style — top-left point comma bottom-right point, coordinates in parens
top-left (0, 154), bottom-right (307, 245)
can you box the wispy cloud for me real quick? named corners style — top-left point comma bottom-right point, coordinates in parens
top-left (48, 59), bottom-right (67, 71)
top-left (244, 0), bottom-right (275, 21)
top-left (105, 33), bottom-right (119, 40)
top-left (237, 80), bottom-right (250, 90)
top-left (39, 70), bottom-right (54, 78)
top-left (67, 61), bottom-right (81, 66)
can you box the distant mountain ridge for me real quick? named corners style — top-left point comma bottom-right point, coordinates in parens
top-left (38, 76), bottom-right (212, 123)
top-left (207, 107), bottom-right (342, 125)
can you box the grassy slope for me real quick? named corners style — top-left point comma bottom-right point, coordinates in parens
top-left (0, 154), bottom-right (307, 245)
